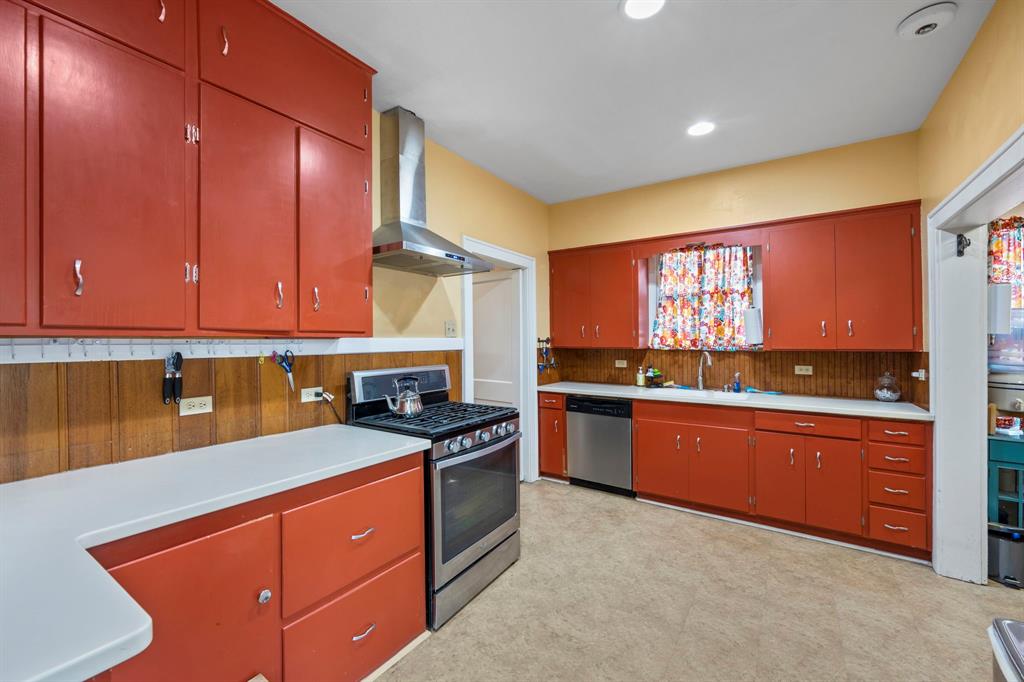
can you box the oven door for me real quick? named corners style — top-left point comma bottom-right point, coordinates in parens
top-left (432, 432), bottom-right (521, 588)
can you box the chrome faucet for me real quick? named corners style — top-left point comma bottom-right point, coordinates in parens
top-left (697, 351), bottom-right (712, 390)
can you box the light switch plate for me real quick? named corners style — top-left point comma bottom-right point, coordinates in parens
top-left (301, 387), bottom-right (323, 403)
top-left (179, 395), bottom-right (213, 416)
top-left (794, 365), bottom-right (813, 376)
top-left (615, 360), bottom-right (628, 368)
top-left (444, 320), bottom-right (457, 337)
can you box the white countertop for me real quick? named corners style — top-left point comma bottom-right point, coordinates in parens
top-left (539, 382), bottom-right (934, 421)
top-left (0, 425), bottom-right (431, 682)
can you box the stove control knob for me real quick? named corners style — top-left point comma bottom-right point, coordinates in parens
top-left (460, 436), bottom-right (473, 449)
top-left (446, 439), bottom-right (459, 453)
top-left (476, 429), bottom-right (491, 443)
top-left (504, 422), bottom-right (516, 435)
top-left (494, 424), bottom-right (505, 436)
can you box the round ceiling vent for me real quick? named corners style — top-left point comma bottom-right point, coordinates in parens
top-left (896, 2), bottom-right (958, 39)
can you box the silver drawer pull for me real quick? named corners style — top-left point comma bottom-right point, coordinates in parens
top-left (312, 285), bottom-right (320, 312)
top-left (158, 0), bottom-right (166, 23)
top-left (221, 26), bottom-right (229, 56)
top-left (884, 455), bottom-right (911, 462)
top-left (350, 527), bottom-right (375, 541)
top-left (883, 487), bottom-right (909, 495)
top-left (352, 623), bottom-right (376, 641)
top-left (73, 259), bottom-right (84, 296)
top-left (883, 523), bottom-right (909, 532)
top-left (884, 430), bottom-right (910, 436)
top-left (543, 399), bottom-right (557, 404)
top-left (276, 281), bottom-right (284, 309)
top-left (794, 422), bottom-right (815, 428)
top-left (257, 588), bottom-right (272, 604)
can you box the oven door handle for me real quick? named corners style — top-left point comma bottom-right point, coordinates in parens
top-left (435, 432), bottom-right (522, 470)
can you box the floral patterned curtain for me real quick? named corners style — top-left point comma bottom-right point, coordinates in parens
top-left (650, 245), bottom-right (754, 351)
top-left (989, 216), bottom-right (1024, 309)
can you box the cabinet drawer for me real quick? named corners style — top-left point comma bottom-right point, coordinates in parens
top-left (198, 0), bottom-right (372, 148)
top-left (538, 392), bottom-right (565, 409)
top-left (867, 442), bottom-right (926, 475)
top-left (30, 0), bottom-right (185, 68)
top-left (867, 420), bottom-right (926, 446)
top-left (868, 505), bottom-right (928, 550)
top-left (282, 467), bottom-right (423, 617)
top-left (868, 471), bottom-right (926, 511)
top-left (754, 411), bottom-right (861, 440)
top-left (284, 552), bottom-right (425, 682)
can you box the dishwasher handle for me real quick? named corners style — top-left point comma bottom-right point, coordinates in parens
top-left (565, 396), bottom-right (632, 419)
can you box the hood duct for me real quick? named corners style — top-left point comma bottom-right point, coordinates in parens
top-left (372, 107), bottom-right (493, 277)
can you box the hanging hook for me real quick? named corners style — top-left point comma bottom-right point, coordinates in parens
top-left (40, 338), bottom-right (45, 360)
top-left (106, 338), bottom-right (112, 358)
top-left (150, 339), bottom-right (155, 357)
top-left (8, 338), bottom-right (15, 361)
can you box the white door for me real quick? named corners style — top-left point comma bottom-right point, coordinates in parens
top-left (472, 269), bottom-right (521, 408)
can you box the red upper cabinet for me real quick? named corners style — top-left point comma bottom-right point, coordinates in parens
top-left (0, 0), bottom-right (25, 326)
top-left (40, 20), bottom-right (186, 330)
top-left (687, 425), bottom-right (750, 513)
top-left (549, 251), bottom-right (591, 347)
top-left (298, 128), bottom-right (371, 334)
top-left (804, 436), bottom-right (862, 536)
top-left (634, 419), bottom-right (688, 500)
top-left (29, 0), bottom-right (185, 68)
top-left (835, 211), bottom-right (915, 350)
top-left (107, 515), bottom-right (281, 682)
top-left (589, 248), bottom-right (639, 348)
top-left (764, 220), bottom-right (836, 349)
top-left (754, 431), bottom-right (806, 524)
top-left (199, 84), bottom-right (296, 333)
top-left (198, 0), bottom-right (372, 149)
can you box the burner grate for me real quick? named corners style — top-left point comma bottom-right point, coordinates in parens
top-left (355, 401), bottom-right (516, 437)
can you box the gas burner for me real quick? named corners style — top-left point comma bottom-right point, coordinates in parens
top-left (354, 401), bottom-right (517, 438)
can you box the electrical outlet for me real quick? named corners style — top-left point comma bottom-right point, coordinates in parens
top-left (444, 320), bottom-right (457, 338)
top-left (794, 365), bottom-right (813, 376)
top-left (614, 359), bottom-right (627, 368)
top-left (301, 386), bottom-right (323, 403)
top-left (179, 395), bottom-right (213, 416)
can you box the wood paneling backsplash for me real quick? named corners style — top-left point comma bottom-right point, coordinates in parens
top-left (542, 348), bottom-right (929, 408)
top-left (0, 351), bottom-right (461, 484)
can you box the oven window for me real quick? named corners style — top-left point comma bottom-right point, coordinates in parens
top-left (440, 442), bottom-right (517, 564)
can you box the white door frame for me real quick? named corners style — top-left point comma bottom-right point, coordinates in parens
top-left (461, 236), bottom-right (539, 483)
top-left (928, 124), bottom-right (1024, 583)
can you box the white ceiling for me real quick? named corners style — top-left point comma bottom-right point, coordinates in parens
top-left (274, 0), bottom-right (993, 204)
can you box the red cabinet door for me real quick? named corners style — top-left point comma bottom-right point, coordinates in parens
top-left (805, 436), bottom-right (862, 536)
top-left (108, 515), bottom-right (281, 682)
top-left (29, 0), bottom-right (185, 67)
top-left (0, 0), bottom-right (25, 326)
top-left (688, 425), bottom-right (750, 512)
top-left (539, 407), bottom-right (566, 477)
top-left (634, 419), bottom-right (687, 500)
top-left (835, 211), bottom-right (915, 350)
top-left (199, 84), bottom-right (296, 332)
top-left (40, 20), bottom-right (186, 330)
top-left (764, 221), bottom-right (836, 349)
top-left (549, 251), bottom-right (591, 348)
top-left (754, 431), bottom-right (805, 524)
top-left (589, 247), bottom-right (637, 348)
top-left (298, 128), bottom-right (371, 334)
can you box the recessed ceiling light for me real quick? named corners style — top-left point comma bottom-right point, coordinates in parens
top-left (687, 121), bottom-right (715, 136)
top-left (620, 0), bottom-right (665, 21)
top-left (896, 2), bottom-right (958, 39)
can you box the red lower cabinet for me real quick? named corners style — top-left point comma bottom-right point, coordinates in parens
top-left (634, 419), bottom-right (688, 500)
top-left (284, 552), bottom-right (425, 682)
top-left (688, 425), bottom-right (750, 513)
top-left (804, 436), bottom-right (862, 536)
top-left (539, 405), bottom-right (567, 478)
top-left (754, 431), bottom-right (806, 524)
top-left (868, 504), bottom-right (928, 550)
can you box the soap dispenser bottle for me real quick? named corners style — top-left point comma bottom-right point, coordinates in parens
top-left (636, 366), bottom-right (645, 387)
top-left (733, 372), bottom-right (741, 393)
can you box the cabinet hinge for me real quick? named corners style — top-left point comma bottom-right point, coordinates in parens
top-left (860, 448), bottom-right (864, 460)
top-left (363, 123), bottom-right (368, 137)
top-left (192, 264), bottom-right (199, 284)
top-left (184, 123), bottom-right (200, 144)
top-left (363, 88), bottom-right (368, 102)
top-left (911, 227), bottom-right (916, 237)
top-left (364, 286), bottom-right (369, 301)
top-left (364, 180), bottom-right (369, 194)
top-left (766, 242), bottom-right (771, 253)
top-left (767, 327), bottom-right (772, 338)
top-left (184, 261), bottom-right (190, 282)
top-left (912, 325), bottom-right (918, 336)
top-left (861, 515), bottom-right (865, 527)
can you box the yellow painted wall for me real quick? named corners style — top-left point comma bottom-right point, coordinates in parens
top-left (369, 112), bottom-right (551, 338)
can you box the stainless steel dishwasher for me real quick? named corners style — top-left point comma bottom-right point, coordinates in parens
top-left (566, 396), bottom-right (633, 495)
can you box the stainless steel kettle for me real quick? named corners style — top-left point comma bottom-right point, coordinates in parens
top-left (384, 376), bottom-right (423, 418)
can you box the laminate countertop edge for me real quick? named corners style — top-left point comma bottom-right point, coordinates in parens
top-left (537, 382), bottom-right (934, 422)
top-left (0, 425), bottom-right (431, 682)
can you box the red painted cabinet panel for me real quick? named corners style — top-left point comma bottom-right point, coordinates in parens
top-left (804, 436), bottom-right (862, 536)
top-left (688, 425), bottom-right (749, 513)
top-left (0, 0), bottom-right (25, 326)
top-left (199, 84), bottom-right (296, 332)
top-left (634, 419), bottom-right (688, 500)
top-left (589, 248), bottom-right (637, 348)
top-left (281, 467), bottom-right (422, 617)
top-left (108, 515), bottom-right (280, 682)
top-left (754, 431), bottom-right (806, 524)
top-left (284, 551), bottom-right (425, 682)
top-left (298, 128), bottom-right (371, 334)
top-left (549, 251), bottom-right (591, 347)
top-left (40, 20), bottom-right (186, 330)
top-left (539, 406), bottom-right (566, 477)
top-left (835, 211), bottom-right (915, 350)
top-left (29, 0), bottom-right (185, 68)
top-left (764, 221), bottom-right (836, 349)
top-left (198, 0), bottom-right (371, 149)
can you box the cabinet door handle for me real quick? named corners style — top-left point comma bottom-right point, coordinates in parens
top-left (847, 319), bottom-right (853, 336)
top-left (883, 487), bottom-right (909, 495)
top-left (815, 451), bottom-right (822, 469)
top-left (221, 26), bottom-right (229, 56)
top-left (884, 455), bottom-right (911, 463)
top-left (350, 527), bottom-right (375, 541)
top-left (580, 325), bottom-right (585, 338)
top-left (312, 286), bottom-right (320, 312)
top-left (794, 422), bottom-right (815, 428)
top-left (352, 623), bottom-right (376, 642)
top-left (257, 588), bottom-right (272, 604)
top-left (554, 419), bottom-right (558, 433)
top-left (883, 523), bottom-right (909, 532)
top-left (789, 447), bottom-right (794, 466)
top-left (821, 320), bottom-right (826, 337)
top-left (675, 434), bottom-right (681, 450)
top-left (883, 430), bottom-right (910, 437)
top-left (73, 259), bottom-right (84, 296)
top-left (158, 0), bottom-right (166, 23)
top-left (595, 324), bottom-right (600, 338)
top-left (696, 436), bottom-right (701, 453)
top-left (276, 281), bottom-right (284, 309)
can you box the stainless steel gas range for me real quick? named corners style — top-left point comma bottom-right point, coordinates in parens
top-left (348, 365), bottom-right (521, 629)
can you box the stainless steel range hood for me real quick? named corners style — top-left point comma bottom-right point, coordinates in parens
top-left (373, 107), bottom-right (493, 277)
